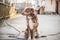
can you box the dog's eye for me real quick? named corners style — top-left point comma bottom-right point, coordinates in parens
top-left (25, 10), bottom-right (28, 12)
top-left (31, 9), bottom-right (34, 12)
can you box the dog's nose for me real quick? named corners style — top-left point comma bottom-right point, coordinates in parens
top-left (22, 13), bottom-right (24, 15)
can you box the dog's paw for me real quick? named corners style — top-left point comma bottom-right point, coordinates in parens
top-left (35, 35), bottom-right (39, 38)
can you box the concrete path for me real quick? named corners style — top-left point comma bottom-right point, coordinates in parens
top-left (0, 15), bottom-right (60, 40)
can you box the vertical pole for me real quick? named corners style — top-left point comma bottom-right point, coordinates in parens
top-left (51, 0), bottom-right (52, 5)
top-left (14, 0), bottom-right (16, 7)
top-left (3, 0), bottom-right (5, 3)
top-left (56, 1), bottom-right (58, 14)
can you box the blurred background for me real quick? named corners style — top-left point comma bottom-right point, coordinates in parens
top-left (0, 0), bottom-right (60, 40)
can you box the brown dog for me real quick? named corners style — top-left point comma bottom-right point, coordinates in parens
top-left (22, 7), bottom-right (39, 39)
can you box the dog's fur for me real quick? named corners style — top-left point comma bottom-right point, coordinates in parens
top-left (22, 7), bottom-right (39, 39)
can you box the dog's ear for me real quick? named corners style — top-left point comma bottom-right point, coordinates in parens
top-left (22, 8), bottom-right (28, 15)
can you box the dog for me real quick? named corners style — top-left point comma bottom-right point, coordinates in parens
top-left (22, 7), bottom-right (39, 39)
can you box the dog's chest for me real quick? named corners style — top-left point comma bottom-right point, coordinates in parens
top-left (28, 17), bottom-right (34, 29)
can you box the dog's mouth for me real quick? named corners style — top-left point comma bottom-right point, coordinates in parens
top-left (29, 13), bottom-right (34, 16)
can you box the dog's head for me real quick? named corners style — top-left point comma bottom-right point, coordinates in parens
top-left (22, 7), bottom-right (34, 16)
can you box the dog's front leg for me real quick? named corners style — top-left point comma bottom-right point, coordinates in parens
top-left (25, 27), bottom-right (30, 40)
top-left (33, 23), bottom-right (39, 38)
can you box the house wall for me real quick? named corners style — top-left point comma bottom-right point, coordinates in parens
top-left (9, 0), bottom-right (57, 13)
top-left (45, 0), bottom-right (56, 12)
top-left (0, 0), bottom-right (5, 3)
top-left (0, 3), bottom-right (10, 19)
top-left (58, 1), bottom-right (60, 14)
